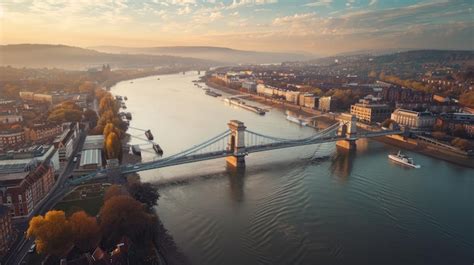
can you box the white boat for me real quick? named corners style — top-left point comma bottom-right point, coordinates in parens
top-left (388, 151), bottom-right (420, 168)
top-left (286, 115), bottom-right (307, 126)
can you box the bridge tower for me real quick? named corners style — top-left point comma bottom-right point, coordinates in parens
top-left (336, 114), bottom-right (358, 150)
top-left (227, 120), bottom-right (247, 168)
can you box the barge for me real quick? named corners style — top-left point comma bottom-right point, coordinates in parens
top-left (224, 98), bottom-right (266, 115)
top-left (205, 90), bottom-right (222, 97)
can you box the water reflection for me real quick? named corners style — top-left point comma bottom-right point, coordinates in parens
top-left (226, 164), bottom-right (246, 203)
top-left (330, 147), bottom-right (356, 180)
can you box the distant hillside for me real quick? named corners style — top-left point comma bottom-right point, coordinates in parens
top-left (305, 49), bottom-right (474, 66)
top-left (372, 50), bottom-right (474, 64)
top-left (0, 44), bottom-right (218, 70)
top-left (90, 46), bottom-right (313, 65)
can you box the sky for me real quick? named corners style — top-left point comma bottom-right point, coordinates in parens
top-left (0, 0), bottom-right (473, 55)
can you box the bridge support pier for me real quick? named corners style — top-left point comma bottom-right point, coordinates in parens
top-left (227, 120), bottom-right (247, 169)
top-left (226, 155), bottom-right (246, 168)
top-left (337, 114), bottom-right (358, 151)
top-left (336, 139), bottom-right (357, 150)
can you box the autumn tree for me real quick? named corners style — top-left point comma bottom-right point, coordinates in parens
top-left (83, 109), bottom-right (98, 128)
top-left (129, 182), bottom-right (160, 210)
top-left (27, 210), bottom-right (73, 256)
top-left (99, 195), bottom-right (156, 249)
top-left (99, 95), bottom-right (118, 115)
top-left (105, 131), bottom-right (121, 160)
top-left (70, 211), bottom-right (100, 252)
top-left (103, 122), bottom-right (121, 139)
top-left (104, 184), bottom-right (129, 201)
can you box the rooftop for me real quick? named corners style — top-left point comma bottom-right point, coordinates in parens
top-left (83, 135), bottom-right (104, 150)
top-left (80, 149), bottom-right (102, 167)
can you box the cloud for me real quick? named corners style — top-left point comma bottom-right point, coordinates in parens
top-left (304, 0), bottom-right (332, 7)
top-left (368, 0), bottom-right (377, 6)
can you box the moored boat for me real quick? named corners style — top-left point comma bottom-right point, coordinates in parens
top-left (388, 151), bottom-right (420, 168)
top-left (145, 130), bottom-right (154, 140)
top-left (153, 144), bottom-right (163, 155)
top-left (131, 145), bottom-right (141, 156)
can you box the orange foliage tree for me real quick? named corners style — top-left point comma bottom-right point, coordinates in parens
top-left (70, 211), bottom-right (100, 252)
top-left (26, 210), bottom-right (73, 256)
top-left (105, 131), bottom-right (121, 160)
top-left (99, 195), bottom-right (156, 249)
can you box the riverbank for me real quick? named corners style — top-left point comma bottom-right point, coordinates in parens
top-left (206, 80), bottom-right (338, 129)
top-left (206, 80), bottom-right (474, 168)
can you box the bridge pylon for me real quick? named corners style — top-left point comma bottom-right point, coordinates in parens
top-left (227, 120), bottom-right (247, 168)
top-left (336, 114), bottom-right (358, 150)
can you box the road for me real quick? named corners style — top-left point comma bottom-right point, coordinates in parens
top-left (2, 130), bottom-right (87, 265)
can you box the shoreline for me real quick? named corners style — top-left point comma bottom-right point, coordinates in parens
top-left (205, 80), bottom-right (474, 168)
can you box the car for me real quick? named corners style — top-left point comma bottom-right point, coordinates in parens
top-left (73, 156), bottom-right (78, 163)
top-left (28, 243), bottom-right (36, 253)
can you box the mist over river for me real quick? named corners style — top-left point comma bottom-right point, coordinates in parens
top-left (112, 72), bottom-right (474, 265)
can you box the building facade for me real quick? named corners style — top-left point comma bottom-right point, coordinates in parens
top-left (0, 162), bottom-right (55, 218)
top-left (435, 113), bottom-right (474, 138)
top-left (0, 130), bottom-right (26, 150)
top-left (25, 124), bottom-right (63, 143)
top-left (319, 96), bottom-right (333, 112)
top-left (391, 109), bottom-right (435, 129)
top-left (0, 205), bottom-right (14, 255)
top-left (350, 100), bottom-right (392, 124)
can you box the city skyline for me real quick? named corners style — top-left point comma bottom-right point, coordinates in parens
top-left (1, 0), bottom-right (473, 55)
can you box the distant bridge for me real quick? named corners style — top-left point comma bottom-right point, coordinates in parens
top-left (69, 114), bottom-right (402, 185)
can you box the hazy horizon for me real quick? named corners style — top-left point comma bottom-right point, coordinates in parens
top-left (1, 0), bottom-right (473, 56)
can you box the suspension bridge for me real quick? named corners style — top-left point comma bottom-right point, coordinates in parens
top-left (69, 114), bottom-right (403, 185)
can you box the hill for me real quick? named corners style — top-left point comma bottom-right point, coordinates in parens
top-left (0, 44), bottom-right (218, 70)
top-left (90, 46), bottom-right (313, 65)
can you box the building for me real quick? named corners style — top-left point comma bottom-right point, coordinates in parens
top-left (0, 162), bottom-right (55, 218)
top-left (299, 94), bottom-right (318, 109)
top-left (319, 96), bottom-right (333, 112)
top-left (79, 149), bottom-right (103, 170)
top-left (0, 129), bottom-right (26, 150)
top-left (0, 205), bottom-right (14, 255)
top-left (242, 81), bottom-right (257, 93)
top-left (285, 91), bottom-right (300, 104)
top-left (435, 113), bottom-right (474, 138)
top-left (25, 124), bottom-right (63, 143)
top-left (83, 135), bottom-right (104, 150)
top-left (78, 135), bottom-right (104, 171)
top-left (0, 111), bottom-right (23, 124)
top-left (19, 92), bottom-right (54, 104)
top-left (391, 109), bottom-right (435, 129)
top-left (54, 124), bottom-right (80, 163)
top-left (350, 100), bottom-right (392, 124)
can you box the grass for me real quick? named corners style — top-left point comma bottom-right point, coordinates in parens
top-left (53, 183), bottom-right (110, 216)
top-left (54, 196), bottom-right (104, 216)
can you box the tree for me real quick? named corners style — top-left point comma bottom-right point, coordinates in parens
top-left (99, 95), bottom-right (118, 115)
top-left (451, 137), bottom-right (473, 151)
top-left (83, 109), bottom-right (98, 128)
top-left (104, 184), bottom-right (129, 201)
top-left (432, 131), bottom-right (447, 140)
top-left (26, 210), bottom-right (73, 256)
top-left (99, 195), bottom-right (155, 249)
top-left (129, 182), bottom-right (160, 210)
top-left (70, 211), bottom-right (100, 252)
top-left (104, 131), bottom-right (121, 160)
top-left (103, 122), bottom-right (121, 139)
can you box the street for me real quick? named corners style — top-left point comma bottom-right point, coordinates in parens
top-left (2, 131), bottom-right (87, 265)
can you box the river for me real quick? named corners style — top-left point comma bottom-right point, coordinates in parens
top-left (112, 72), bottom-right (474, 265)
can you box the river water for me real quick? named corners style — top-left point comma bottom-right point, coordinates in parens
top-left (112, 72), bottom-right (474, 265)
